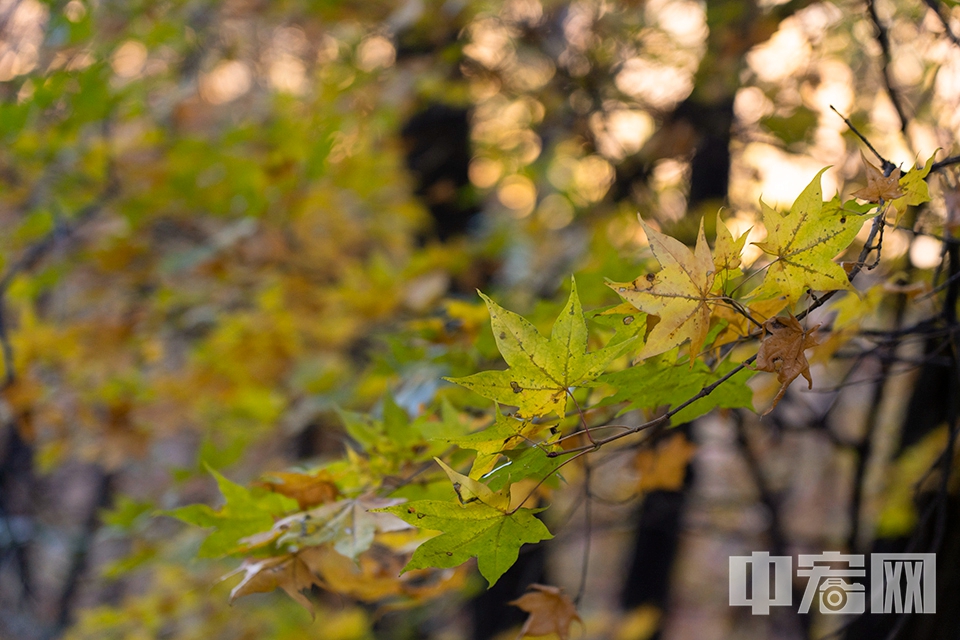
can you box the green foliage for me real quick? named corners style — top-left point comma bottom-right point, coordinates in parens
top-left (155, 151), bottom-right (940, 609)
top-left (444, 279), bottom-right (634, 419)
top-left (378, 500), bottom-right (552, 586)
top-left (1, 0), bottom-right (953, 635)
top-left (161, 468), bottom-right (298, 558)
top-left (598, 355), bottom-right (755, 424)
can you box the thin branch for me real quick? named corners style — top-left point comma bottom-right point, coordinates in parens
top-left (550, 356), bottom-right (758, 458)
top-left (866, 0), bottom-right (911, 137)
top-left (721, 297), bottom-right (764, 329)
top-left (568, 391), bottom-right (596, 445)
top-left (930, 154), bottom-right (960, 174)
top-left (573, 459), bottom-right (592, 606)
top-left (829, 105), bottom-right (894, 172)
top-left (922, 0), bottom-right (960, 49)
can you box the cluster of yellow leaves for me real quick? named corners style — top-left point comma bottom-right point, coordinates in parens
top-left (601, 153), bottom-right (935, 411)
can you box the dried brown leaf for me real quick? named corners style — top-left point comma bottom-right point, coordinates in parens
top-left (510, 584), bottom-right (582, 640)
top-left (756, 314), bottom-right (820, 414)
top-left (851, 152), bottom-right (904, 204)
top-left (225, 552), bottom-right (322, 614)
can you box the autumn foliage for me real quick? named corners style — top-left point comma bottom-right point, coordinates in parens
top-left (3, 1), bottom-right (960, 639)
top-left (166, 157), bottom-right (936, 620)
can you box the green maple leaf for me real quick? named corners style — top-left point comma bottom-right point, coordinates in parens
top-left (597, 352), bottom-right (754, 423)
top-left (445, 277), bottom-right (633, 419)
top-left (159, 467), bottom-right (297, 558)
top-left (482, 445), bottom-right (564, 493)
top-left (754, 168), bottom-right (871, 303)
top-left (377, 500), bottom-right (552, 586)
top-left (445, 408), bottom-right (553, 477)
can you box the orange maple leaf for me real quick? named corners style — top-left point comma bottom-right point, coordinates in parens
top-left (254, 470), bottom-right (339, 510)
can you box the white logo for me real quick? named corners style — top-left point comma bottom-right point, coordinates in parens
top-left (729, 552), bottom-right (792, 615)
top-left (729, 551), bottom-right (936, 615)
top-left (871, 553), bottom-right (936, 614)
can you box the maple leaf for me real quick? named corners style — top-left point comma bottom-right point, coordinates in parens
top-left (713, 212), bottom-right (750, 274)
top-left (159, 467), bottom-right (297, 558)
top-left (851, 152), bottom-right (905, 203)
top-left (754, 169), bottom-right (869, 304)
top-left (377, 499), bottom-right (552, 586)
top-left (755, 314), bottom-right (820, 414)
top-left (434, 457), bottom-right (511, 511)
top-left (225, 551), bottom-right (323, 614)
top-left (891, 153), bottom-right (936, 223)
top-left (509, 584), bottom-right (582, 640)
top-left (445, 277), bottom-right (633, 419)
top-left (445, 408), bottom-right (550, 477)
top-left (271, 496), bottom-right (411, 561)
top-left (607, 217), bottom-right (717, 360)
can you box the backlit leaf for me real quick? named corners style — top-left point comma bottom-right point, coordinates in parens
top-left (445, 277), bottom-right (633, 419)
top-left (851, 152), bottom-right (904, 204)
top-left (607, 217), bottom-right (718, 360)
top-left (754, 169), bottom-right (869, 303)
top-left (378, 500), bottom-right (552, 586)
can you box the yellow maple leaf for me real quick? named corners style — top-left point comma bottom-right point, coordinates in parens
top-left (754, 168), bottom-right (866, 304)
top-left (607, 216), bottom-right (716, 360)
top-left (713, 212), bottom-right (750, 274)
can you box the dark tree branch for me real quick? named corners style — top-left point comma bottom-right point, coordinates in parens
top-left (922, 0), bottom-right (960, 49)
top-left (930, 154), bottom-right (960, 174)
top-left (830, 105), bottom-right (895, 173)
top-left (54, 469), bottom-right (114, 633)
top-left (866, 0), bottom-right (911, 137)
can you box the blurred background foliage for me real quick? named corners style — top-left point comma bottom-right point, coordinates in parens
top-left (1, 0), bottom-right (959, 638)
